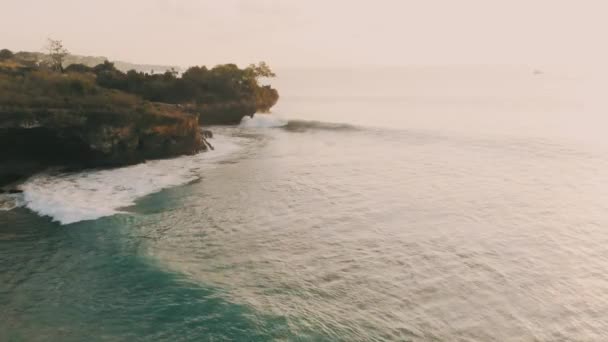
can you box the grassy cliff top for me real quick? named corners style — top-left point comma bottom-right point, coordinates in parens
top-left (0, 48), bottom-right (278, 127)
top-left (0, 62), bottom-right (190, 128)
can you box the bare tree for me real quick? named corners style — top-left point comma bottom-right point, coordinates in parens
top-left (45, 38), bottom-right (68, 72)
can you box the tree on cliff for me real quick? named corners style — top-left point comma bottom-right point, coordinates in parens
top-left (63, 59), bottom-right (279, 113)
top-left (245, 62), bottom-right (278, 112)
top-left (247, 62), bottom-right (276, 79)
top-left (0, 49), bottom-right (14, 61)
top-left (45, 38), bottom-right (69, 72)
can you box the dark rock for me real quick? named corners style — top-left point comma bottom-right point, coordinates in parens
top-left (201, 130), bottom-right (213, 139)
top-left (197, 101), bottom-right (257, 125)
top-left (0, 109), bottom-right (204, 187)
top-left (7, 189), bottom-right (22, 194)
top-left (202, 137), bottom-right (214, 151)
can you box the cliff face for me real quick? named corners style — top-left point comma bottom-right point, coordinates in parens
top-left (0, 108), bottom-right (203, 186)
top-left (0, 54), bottom-right (279, 186)
top-left (197, 101), bottom-right (257, 125)
top-left (196, 86), bottom-right (279, 125)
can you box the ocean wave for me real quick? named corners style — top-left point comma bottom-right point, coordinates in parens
top-left (240, 114), bottom-right (359, 132)
top-left (19, 134), bottom-right (246, 225)
top-left (282, 120), bottom-right (359, 132)
top-left (240, 114), bottom-right (288, 128)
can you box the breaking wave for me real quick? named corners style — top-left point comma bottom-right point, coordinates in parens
top-left (282, 120), bottom-right (359, 132)
top-left (18, 134), bottom-right (246, 225)
top-left (240, 114), bottom-right (288, 128)
top-left (8, 116), bottom-right (359, 225)
top-left (240, 114), bottom-right (359, 132)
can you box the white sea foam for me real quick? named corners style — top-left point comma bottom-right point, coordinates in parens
top-left (19, 134), bottom-right (245, 225)
top-left (240, 114), bottom-right (287, 128)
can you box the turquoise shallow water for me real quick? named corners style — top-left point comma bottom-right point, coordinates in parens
top-left (0, 124), bottom-right (348, 341)
top-left (3, 67), bottom-right (608, 341)
top-left (0, 204), bottom-right (296, 341)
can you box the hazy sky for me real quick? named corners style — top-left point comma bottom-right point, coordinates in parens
top-left (1, 0), bottom-right (606, 68)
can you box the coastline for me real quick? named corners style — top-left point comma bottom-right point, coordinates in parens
top-left (0, 52), bottom-right (278, 187)
top-left (1, 130), bottom-right (246, 224)
top-left (0, 108), bottom-right (205, 188)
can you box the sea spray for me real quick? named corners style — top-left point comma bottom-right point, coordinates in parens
top-left (240, 114), bottom-right (288, 128)
top-left (240, 114), bottom-right (359, 132)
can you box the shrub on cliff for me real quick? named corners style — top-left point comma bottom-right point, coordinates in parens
top-left (88, 60), bottom-right (278, 113)
top-left (0, 49), bottom-right (14, 61)
top-left (0, 45), bottom-right (279, 128)
top-left (255, 85), bottom-right (279, 113)
top-left (64, 63), bottom-right (94, 73)
top-left (0, 67), bottom-right (172, 126)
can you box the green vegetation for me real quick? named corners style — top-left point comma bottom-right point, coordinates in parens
top-left (0, 49), bottom-right (14, 61)
top-left (0, 57), bottom-right (173, 127)
top-left (0, 42), bottom-right (280, 184)
top-left (0, 42), bottom-right (279, 125)
top-left (92, 60), bottom-right (278, 112)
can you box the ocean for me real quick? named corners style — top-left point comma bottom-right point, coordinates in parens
top-left (2, 66), bottom-right (608, 341)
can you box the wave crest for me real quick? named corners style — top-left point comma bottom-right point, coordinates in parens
top-left (240, 115), bottom-right (287, 128)
top-left (282, 120), bottom-right (359, 132)
top-left (240, 115), bottom-right (359, 132)
top-left (19, 134), bottom-right (245, 225)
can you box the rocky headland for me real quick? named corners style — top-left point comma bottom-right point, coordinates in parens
top-left (0, 47), bottom-right (278, 187)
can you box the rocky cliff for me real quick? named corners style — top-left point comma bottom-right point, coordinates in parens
top-left (0, 107), bottom-right (204, 186)
top-left (196, 101), bottom-right (257, 125)
top-left (196, 86), bottom-right (279, 125)
top-left (0, 52), bottom-right (279, 187)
